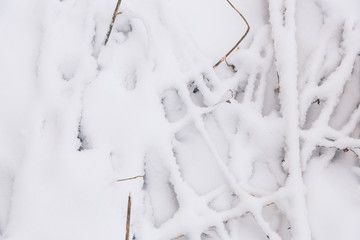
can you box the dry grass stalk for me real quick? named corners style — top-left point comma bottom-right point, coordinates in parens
top-left (117, 175), bottom-right (144, 182)
top-left (125, 193), bottom-right (132, 240)
top-left (104, 0), bottom-right (123, 46)
top-left (171, 235), bottom-right (185, 240)
top-left (213, 0), bottom-right (250, 68)
top-left (316, 145), bottom-right (360, 159)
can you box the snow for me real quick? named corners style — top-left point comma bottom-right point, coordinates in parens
top-left (306, 158), bottom-right (360, 240)
top-left (0, 0), bottom-right (360, 239)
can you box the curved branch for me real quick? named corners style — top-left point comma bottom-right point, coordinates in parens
top-left (213, 0), bottom-right (250, 68)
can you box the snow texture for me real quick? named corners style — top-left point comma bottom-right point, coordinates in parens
top-left (0, 0), bottom-right (360, 239)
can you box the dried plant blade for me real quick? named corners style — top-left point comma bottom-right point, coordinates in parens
top-left (213, 0), bottom-right (250, 68)
top-left (116, 175), bottom-right (144, 182)
top-left (104, 0), bottom-right (123, 46)
top-left (125, 193), bottom-right (132, 240)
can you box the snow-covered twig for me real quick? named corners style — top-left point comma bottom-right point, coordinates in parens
top-left (268, 0), bottom-right (312, 238)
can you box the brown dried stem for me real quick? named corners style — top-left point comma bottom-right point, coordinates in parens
top-left (104, 0), bottom-right (123, 46)
top-left (125, 193), bottom-right (132, 240)
top-left (213, 0), bottom-right (250, 68)
top-left (316, 145), bottom-right (360, 159)
top-left (171, 235), bottom-right (185, 240)
top-left (344, 148), bottom-right (360, 158)
top-left (116, 175), bottom-right (144, 182)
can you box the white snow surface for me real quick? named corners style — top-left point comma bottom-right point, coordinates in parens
top-left (0, 0), bottom-right (360, 239)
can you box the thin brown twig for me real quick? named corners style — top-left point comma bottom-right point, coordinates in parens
top-left (104, 0), bottom-right (123, 46)
top-left (344, 148), bottom-right (360, 159)
top-left (125, 193), bottom-right (132, 240)
top-left (171, 235), bottom-right (185, 240)
top-left (116, 175), bottom-right (145, 182)
top-left (213, 0), bottom-right (250, 68)
top-left (316, 145), bottom-right (360, 159)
